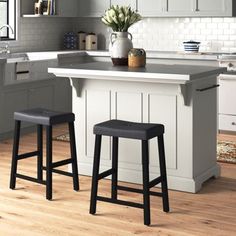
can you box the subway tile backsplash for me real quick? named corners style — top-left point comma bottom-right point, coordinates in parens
top-left (10, 17), bottom-right (73, 52)
top-left (5, 16), bottom-right (236, 53)
top-left (74, 17), bottom-right (236, 53)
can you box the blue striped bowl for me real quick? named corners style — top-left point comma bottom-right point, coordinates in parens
top-left (183, 41), bottom-right (200, 53)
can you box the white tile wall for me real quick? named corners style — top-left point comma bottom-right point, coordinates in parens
top-left (74, 17), bottom-right (236, 53)
top-left (4, 16), bottom-right (236, 53)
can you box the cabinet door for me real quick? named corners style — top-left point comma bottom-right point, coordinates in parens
top-left (79, 0), bottom-right (110, 17)
top-left (111, 0), bottom-right (137, 10)
top-left (166, 0), bottom-right (195, 16)
top-left (197, 0), bottom-right (232, 16)
top-left (1, 89), bottom-right (28, 133)
top-left (20, 0), bottom-right (34, 15)
top-left (138, 0), bottom-right (164, 17)
top-left (219, 78), bottom-right (236, 115)
top-left (28, 85), bottom-right (54, 110)
top-left (56, 0), bottom-right (80, 17)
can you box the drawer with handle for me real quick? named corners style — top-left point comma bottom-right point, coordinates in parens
top-left (219, 114), bottom-right (236, 132)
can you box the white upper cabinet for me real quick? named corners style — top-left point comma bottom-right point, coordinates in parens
top-left (165, 0), bottom-right (195, 16)
top-left (56, 0), bottom-right (79, 17)
top-left (79, 0), bottom-right (110, 17)
top-left (138, 0), bottom-right (164, 17)
top-left (21, 0), bottom-right (236, 18)
top-left (137, 0), bottom-right (235, 17)
top-left (196, 0), bottom-right (233, 16)
top-left (111, 0), bottom-right (137, 10)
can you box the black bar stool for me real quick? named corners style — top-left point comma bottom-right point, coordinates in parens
top-left (89, 120), bottom-right (170, 226)
top-left (9, 108), bottom-right (79, 200)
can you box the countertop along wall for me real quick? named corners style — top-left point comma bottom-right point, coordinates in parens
top-left (73, 17), bottom-right (236, 53)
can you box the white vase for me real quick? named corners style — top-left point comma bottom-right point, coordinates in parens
top-left (109, 32), bottom-right (133, 66)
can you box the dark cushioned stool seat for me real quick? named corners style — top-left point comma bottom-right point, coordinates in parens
top-left (94, 119), bottom-right (164, 140)
top-left (90, 119), bottom-right (169, 225)
top-left (14, 108), bottom-right (75, 126)
top-left (10, 107), bottom-right (79, 200)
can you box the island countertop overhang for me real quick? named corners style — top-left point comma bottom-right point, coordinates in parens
top-left (48, 61), bottom-right (226, 85)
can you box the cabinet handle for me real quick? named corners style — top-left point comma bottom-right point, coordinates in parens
top-left (196, 84), bottom-right (220, 92)
top-left (193, 0), bottom-right (199, 12)
top-left (232, 122), bottom-right (236, 126)
top-left (16, 71), bottom-right (29, 75)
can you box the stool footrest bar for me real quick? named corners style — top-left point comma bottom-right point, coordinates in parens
top-left (98, 169), bottom-right (114, 180)
top-left (52, 168), bottom-right (74, 177)
top-left (15, 173), bottom-right (46, 185)
top-left (117, 185), bottom-right (162, 197)
top-left (52, 158), bottom-right (72, 168)
top-left (97, 196), bottom-right (143, 209)
top-left (118, 185), bottom-right (143, 194)
top-left (149, 176), bottom-right (162, 189)
top-left (17, 151), bottom-right (39, 160)
top-left (42, 166), bottom-right (74, 177)
top-left (150, 191), bottom-right (163, 197)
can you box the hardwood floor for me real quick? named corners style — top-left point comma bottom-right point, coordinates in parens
top-left (0, 125), bottom-right (235, 236)
top-left (218, 132), bottom-right (236, 142)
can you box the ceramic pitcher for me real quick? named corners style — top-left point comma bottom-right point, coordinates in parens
top-left (109, 32), bottom-right (133, 66)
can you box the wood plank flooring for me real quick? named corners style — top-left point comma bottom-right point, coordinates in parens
top-left (0, 125), bottom-right (235, 236)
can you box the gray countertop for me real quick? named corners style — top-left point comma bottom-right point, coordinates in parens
top-left (48, 61), bottom-right (226, 85)
top-left (0, 49), bottom-right (224, 64)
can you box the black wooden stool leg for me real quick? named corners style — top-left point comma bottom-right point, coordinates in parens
top-left (10, 120), bottom-right (21, 189)
top-left (37, 125), bottom-right (43, 181)
top-left (46, 126), bottom-right (53, 200)
top-left (142, 140), bottom-right (151, 226)
top-left (111, 137), bottom-right (119, 200)
top-left (69, 122), bottom-right (79, 191)
top-left (90, 135), bottom-right (102, 214)
top-left (158, 135), bottom-right (170, 213)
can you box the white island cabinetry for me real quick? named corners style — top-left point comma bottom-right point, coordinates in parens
top-left (49, 57), bottom-right (226, 193)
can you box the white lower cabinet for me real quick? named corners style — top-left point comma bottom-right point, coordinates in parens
top-left (219, 114), bottom-right (236, 132)
top-left (219, 76), bottom-right (236, 131)
top-left (219, 78), bottom-right (236, 115)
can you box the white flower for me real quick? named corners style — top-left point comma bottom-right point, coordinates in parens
top-left (119, 13), bottom-right (125, 22)
top-left (101, 17), bottom-right (109, 25)
top-left (101, 5), bottom-right (142, 32)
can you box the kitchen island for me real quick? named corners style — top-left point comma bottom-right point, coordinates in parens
top-left (49, 56), bottom-right (226, 193)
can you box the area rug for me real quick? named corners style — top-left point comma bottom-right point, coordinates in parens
top-left (217, 140), bottom-right (236, 164)
top-left (53, 133), bottom-right (70, 142)
top-left (53, 133), bottom-right (236, 164)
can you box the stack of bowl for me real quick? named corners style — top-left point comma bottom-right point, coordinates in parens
top-left (183, 41), bottom-right (201, 53)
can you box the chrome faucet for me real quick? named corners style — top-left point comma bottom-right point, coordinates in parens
top-left (0, 24), bottom-right (14, 54)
